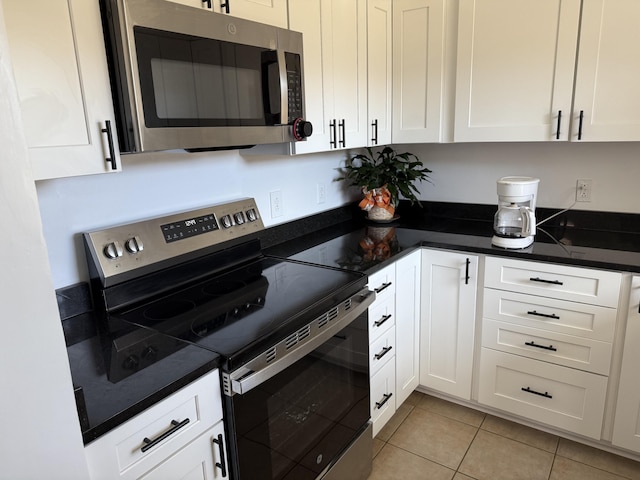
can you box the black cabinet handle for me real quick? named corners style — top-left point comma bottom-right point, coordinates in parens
top-left (374, 282), bottom-right (392, 294)
top-left (525, 341), bottom-right (557, 351)
top-left (329, 119), bottom-right (337, 148)
top-left (338, 119), bottom-right (346, 147)
top-left (374, 345), bottom-right (393, 360)
top-left (220, 0), bottom-right (230, 13)
top-left (141, 418), bottom-right (190, 452)
top-left (202, 0), bottom-right (212, 7)
top-left (527, 310), bottom-right (560, 320)
top-left (101, 120), bottom-right (117, 171)
top-left (465, 258), bottom-right (471, 285)
top-left (374, 314), bottom-right (392, 327)
top-left (529, 277), bottom-right (563, 286)
top-left (521, 387), bottom-right (552, 399)
top-left (212, 434), bottom-right (228, 477)
top-left (556, 110), bottom-right (562, 140)
top-left (578, 110), bottom-right (584, 140)
top-left (375, 392), bottom-right (393, 410)
top-left (371, 119), bottom-right (378, 144)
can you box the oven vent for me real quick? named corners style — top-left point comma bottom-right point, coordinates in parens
top-left (328, 306), bottom-right (339, 321)
top-left (317, 313), bottom-right (329, 329)
top-left (343, 298), bottom-right (353, 311)
top-left (265, 346), bottom-right (277, 363)
top-left (285, 324), bottom-right (311, 350)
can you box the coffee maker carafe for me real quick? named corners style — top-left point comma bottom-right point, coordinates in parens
top-left (492, 176), bottom-right (540, 249)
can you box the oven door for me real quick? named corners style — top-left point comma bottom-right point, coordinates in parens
top-left (222, 289), bottom-right (374, 480)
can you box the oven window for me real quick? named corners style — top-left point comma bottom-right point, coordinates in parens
top-left (134, 27), bottom-right (281, 128)
top-left (227, 314), bottom-right (370, 480)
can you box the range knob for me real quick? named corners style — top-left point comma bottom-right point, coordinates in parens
top-left (125, 236), bottom-right (144, 254)
top-left (246, 209), bottom-right (258, 222)
top-left (221, 215), bottom-right (233, 229)
top-left (292, 118), bottom-right (313, 141)
top-left (233, 212), bottom-right (245, 225)
top-left (122, 355), bottom-right (139, 371)
top-left (103, 241), bottom-right (123, 259)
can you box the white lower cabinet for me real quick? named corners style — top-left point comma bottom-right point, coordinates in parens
top-left (85, 370), bottom-right (227, 480)
top-left (368, 250), bottom-right (421, 436)
top-left (420, 249), bottom-right (478, 400)
top-left (612, 276), bottom-right (640, 453)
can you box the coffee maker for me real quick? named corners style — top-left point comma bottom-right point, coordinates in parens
top-left (492, 176), bottom-right (540, 249)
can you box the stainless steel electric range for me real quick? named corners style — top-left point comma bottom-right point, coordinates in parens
top-left (83, 198), bottom-right (374, 480)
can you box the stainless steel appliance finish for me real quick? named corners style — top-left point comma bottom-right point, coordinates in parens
top-left (83, 198), bottom-right (373, 480)
top-left (100, 0), bottom-right (312, 153)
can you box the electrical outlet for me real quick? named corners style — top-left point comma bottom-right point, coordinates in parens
top-left (270, 190), bottom-right (283, 217)
top-left (317, 183), bottom-right (326, 204)
top-left (576, 179), bottom-right (592, 202)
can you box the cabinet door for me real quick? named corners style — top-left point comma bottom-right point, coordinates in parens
top-left (4, 0), bottom-right (121, 179)
top-left (395, 250), bottom-right (421, 406)
top-left (454, 0), bottom-right (580, 142)
top-left (612, 276), bottom-right (640, 452)
top-left (367, 0), bottom-right (392, 146)
top-left (167, 0), bottom-right (287, 28)
top-left (392, 0), bottom-right (446, 143)
top-left (572, 1), bottom-right (640, 141)
top-left (420, 250), bottom-right (477, 400)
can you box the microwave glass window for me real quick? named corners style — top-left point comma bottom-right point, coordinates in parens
top-left (135, 27), bottom-right (281, 128)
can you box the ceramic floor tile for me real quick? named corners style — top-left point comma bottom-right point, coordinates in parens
top-left (403, 390), bottom-right (426, 407)
top-left (388, 406), bottom-right (478, 470)
top-left (458, 430), bottom-right (554, 480)
top-left (481, 414), bottom-right (559, 453)
top-left (368, 444), bottom-right (455, 480)
top-left (557, 438), bottom-right (640, 479)
top-left (417, 394), bottom-right (486, 427)
top-left (372, 437), bottom-right (385, 459)
top-left (376, 403), bottom-right (414, 442)
top-left (453, 474), bottom-right (477, 480)
top-left (549, 455), bottom-right (629, 480)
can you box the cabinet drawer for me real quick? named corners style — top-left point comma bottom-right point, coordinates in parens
top-left (482, 319), bottom-right (613, 375)
top-left (85, 370), bottom-right (221, 480)
top-left (371, 357), bottom-right (396, 437)
top-left (369, 295), bottom-right (395, 341)
top-left (369, 265), bottom-right (396, 305)
top-left (485, 257), bottom-right (622, 307)
top-left (483, 288), bottom-right (617, 342)
top-left (478, 349), bottom-right (607, 439)
top-left (370, 327), bottom-right (395, 376)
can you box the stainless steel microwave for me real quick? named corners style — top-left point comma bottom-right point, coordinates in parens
top-left (100, 0), bottom-right (312, 153)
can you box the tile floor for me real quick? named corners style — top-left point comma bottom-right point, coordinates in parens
top-left (369, 391), bottom-right (640, 480)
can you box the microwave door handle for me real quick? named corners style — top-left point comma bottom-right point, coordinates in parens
top-left (277, 50), bottom-right (288, 125)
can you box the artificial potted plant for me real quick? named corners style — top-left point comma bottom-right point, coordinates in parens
top-left (338, 146), bottom-right (432, 221)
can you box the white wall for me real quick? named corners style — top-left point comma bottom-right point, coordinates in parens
top-left (0, 3), bottom-right (89, 477)
top-left (36, 148), bottom-right (356, 289)
top-left (405, 141), bottom-right (640, 212)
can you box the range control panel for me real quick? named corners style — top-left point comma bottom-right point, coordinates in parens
top-left (84, 198), bottom-right (264, 286)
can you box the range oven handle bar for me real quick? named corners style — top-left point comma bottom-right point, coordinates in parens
top-left (224, 287), bottom-right (375, 396)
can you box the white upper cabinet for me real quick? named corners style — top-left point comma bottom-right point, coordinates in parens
top-left (454, 0), bottom-right (580, 142)
top-left (289, 0), bottom-right (368, 153)
top-left (4, 0), bottom-right (121, 180)
top-left (366, 0), bottom-right (392, 147)
top-left (392, 0), bottom-right (447, 143)
top-left (572, 0), bottom-right (640, 142)
top-left (167, 0), bottom-right (288, 28)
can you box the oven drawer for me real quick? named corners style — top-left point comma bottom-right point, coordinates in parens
top-left (485, 257), bottom-right (622, 307)
top-left (368, 264), bottom-right (396, 306)
top-left (483, 288), bottom-right (617, 342)
top-left (370, 327), bottom-right (395, 376)
top-left (478, 349), bottom-right (607, 439)
top-left (369, 295), bottom-right (395, 342)
top-left (482, 319), bottom-right (613, 375)
top-left (371, 357), bottom-right (396, 437)
top-left (85, 370), bottom-right (221, 480)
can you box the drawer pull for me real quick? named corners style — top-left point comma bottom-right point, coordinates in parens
top-left (212, 434), bottom-right (228, 477)
top-left (141, 418), bottom-right (190, 452)
top-left (465, 258), bottom-right (471, 285)
top-left (526, 310), bottom-right (560, 320)
top-left (375, 282), bottom-right (393, 294)
top-left (375, 392), bottom-right (393, 410)
top-left (529, 277), bottom-right (564, 286)
top-left (521, 387), bottom-right (552, 399)
top-left (525, 341), bottom-right (557, 352)
top-left (374, 346), bottom-right (393, 360)
top-left (374, 314), bottom-right (392, 327)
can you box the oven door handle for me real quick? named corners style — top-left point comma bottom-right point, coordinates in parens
top-left (225, 287), bottom-right (375, 396)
